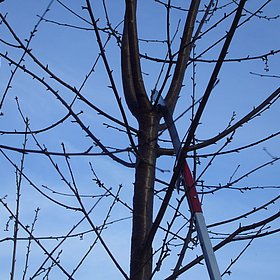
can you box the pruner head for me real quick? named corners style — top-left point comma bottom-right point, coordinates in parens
top-left (151, 89), bottom-right (165, 107)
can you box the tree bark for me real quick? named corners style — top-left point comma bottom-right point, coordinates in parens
top-left (130, 111), bottom-right (159, 280)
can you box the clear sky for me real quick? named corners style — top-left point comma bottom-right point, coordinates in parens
top-left (0, 1), bottom-right (279, 279)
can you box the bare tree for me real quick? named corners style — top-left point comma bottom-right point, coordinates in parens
top-left (0, 0), bottom-right (279, 279)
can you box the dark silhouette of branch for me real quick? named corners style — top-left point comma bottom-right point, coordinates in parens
top-left (141, 49), bottom-right (280, 64)
top-left (250, 71), bottom-right (280, 79)
top-left (121, 12), bottom-right (139, 117)
top-left (123, 0), bottom-right (151, 113)
top-left (209, 195), bottom-right (280, 228)
top-left (193, 130), bottom-right (280, 158)
top-left (0, 112), bottom-right (71, 135)
top-left (30, 189), bottom-right (111, 278)
top-left (0, 143), bottom-right (133, 157)
top-left (22, 207), bottom-right (40, 280)
top-left (232, 0), bottom-right (280, 20)
top-left (189, 86), bottom-right (280, 151)
top-left (164, 0), bottom-right (200, 114)
top-left (0, 1), bottom-right (279, 279)
top-left (165, 210), bottom-right (280, 279)
top-left (85, 0), bottom-right (139, 158)
top-left (221, 225), bottom-right (264, 276)
top-left (10, 117), bottom-right (28, 279)
top-left (147, 0), bottom-right (247, 251)
top-left (0, 198), bottom-right (74, 279)
top-left (0, 52), bottom-right (135, 167)
top-left (0, 1), bottom-right (55, 110)
top-left (185, 0), bottom-right (274, 68)
top-left (172, 217), bottom-right (195, 275)
top-left (19, 116), bottom-right (130, 279)
top-left (0, 13), bottom-right (138, 135)
top-left (154, 0), bottom-right (213, 109)
top-left (0, 148), bottom-right (80, 210)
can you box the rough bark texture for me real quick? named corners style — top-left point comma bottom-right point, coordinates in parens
top-left (130, 112), bottom-right (159, 280)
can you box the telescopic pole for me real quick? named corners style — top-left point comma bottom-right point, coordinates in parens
top-left (153, 93), bottom-right (222, 280)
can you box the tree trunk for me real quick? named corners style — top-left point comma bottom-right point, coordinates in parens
top-left (130, 111), bottom-right (159, 280)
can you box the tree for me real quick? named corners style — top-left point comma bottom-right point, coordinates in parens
top-left (0, 0), bottom-right (279, 279)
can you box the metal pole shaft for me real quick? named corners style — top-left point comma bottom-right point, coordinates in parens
top-left (163, 107), bottom-right (222, 280)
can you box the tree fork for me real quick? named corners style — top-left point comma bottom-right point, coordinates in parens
top-left (130, 111), bottom-right (159, 280)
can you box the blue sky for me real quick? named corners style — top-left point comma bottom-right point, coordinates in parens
top-left (0, 1), bottom-right (280, 279)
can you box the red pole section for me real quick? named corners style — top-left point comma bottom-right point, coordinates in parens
top-left (182, 161), bottom-right (202, 213)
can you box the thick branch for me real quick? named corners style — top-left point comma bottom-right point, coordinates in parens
top-left (124, 0), bottom-right (151, 111)
top-left (86, 0), bottom-right (139, 156)
top-left (121, 13), bottom-right (139, 117)
top-left (165, 0), bottom-right (201, 114)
